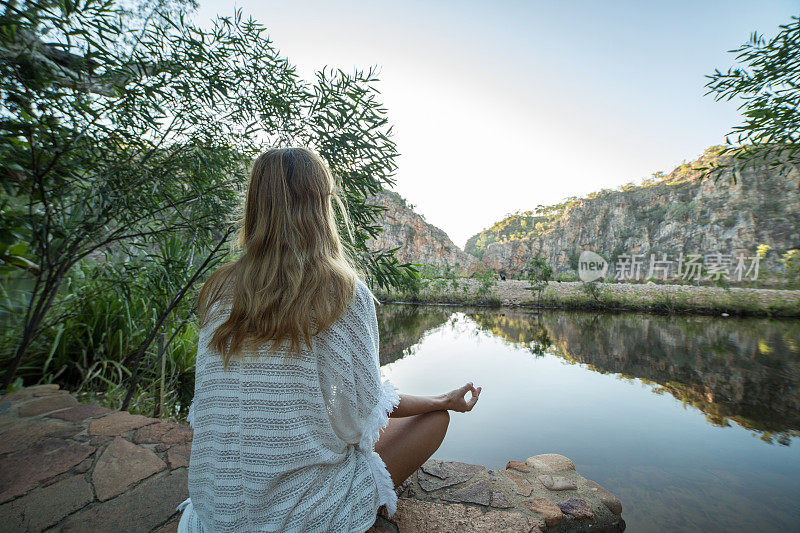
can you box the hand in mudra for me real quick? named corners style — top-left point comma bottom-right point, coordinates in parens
top-left (440, 382), bottom-right (481, 412)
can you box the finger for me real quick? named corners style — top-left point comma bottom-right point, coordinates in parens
top-left (468, 389), bottom-right (481, 408)
top-left (458, 382), bottom-right (473, 395)
top-left (467, 391), bottom-right (479, 408)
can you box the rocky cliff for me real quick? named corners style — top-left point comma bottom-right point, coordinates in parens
top-left (367, 191), bottom-right (478, 272)
top-left (466, 147), bottom-right (800, 277)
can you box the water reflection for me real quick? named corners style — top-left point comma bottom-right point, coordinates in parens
top-left (376, 304), bottom-right (453, 365)
top-left (377, 305), bottom-right (800, 531)
top-left (379, 306), bottom-right (800, 445)
top-left (486, 310), bottom-right (800, 445)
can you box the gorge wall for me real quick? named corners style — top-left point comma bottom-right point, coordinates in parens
top-left (466, 149), bottom-right (800, 277)
top-left (370, 148), bottom-right (800, 279)
top-left (367, 191), bottom-right (478, 272)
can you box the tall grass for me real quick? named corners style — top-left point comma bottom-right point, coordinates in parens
top-left (0, 235), bottom-right (217, 420)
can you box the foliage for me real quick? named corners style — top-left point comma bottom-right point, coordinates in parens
top-left (579, 281), bottom-right (604, 303)
top-left (473, 269), bottom-right (497, 297)
top-left (757, 244), bottom-right (773, 259)
top-left (704, 15), bottom-right (800, 179)
top-left (567, 248), bottom-right (580, 271)
top-left (372, 263), bottom-right (503, 306)
top-left (393, 263), bottom-right (424, 297)
top-left (29, 253), bottom-right (201, 416)
top-left (525, 257), bottom-right (553, 307)
top-left (782, 249), bottom-right (800, 284)
top-left (464, 198), bottom-right (583, 258)
top-left (554, 271), bottom-right (579, 282)
top-left (0, 0), bottom-right (408, 407)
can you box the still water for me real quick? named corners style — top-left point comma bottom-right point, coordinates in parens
top-left (375, 304), bottom-right (800, 532)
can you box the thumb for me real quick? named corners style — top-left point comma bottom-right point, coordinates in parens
top-left (467, 387), bottom-right (481, 408)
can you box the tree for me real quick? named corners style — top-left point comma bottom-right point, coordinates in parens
top-left (0, 0), bottom-right (408, 391)
top-left (782, 249), bottom-right (800, 285)
top-left (525, 257), bottom-right (552, 307)
top-left (704, 16), bottom-right (800, 180)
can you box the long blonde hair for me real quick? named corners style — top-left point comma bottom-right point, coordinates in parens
top-left (197, 147), bottom-right (359, 367)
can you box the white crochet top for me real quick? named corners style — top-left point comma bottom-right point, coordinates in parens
top-left (175, 279), bottom-right (400, 532)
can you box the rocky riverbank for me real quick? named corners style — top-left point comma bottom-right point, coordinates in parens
top-left (0, 384), bottom-right (625, 532)
top-left (370, 456), bottom-right (625, 533)
top-left (376, 279), bottom-right (800, 317)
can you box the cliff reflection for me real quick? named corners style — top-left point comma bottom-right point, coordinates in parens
top-left (377, 305), bottom-right (800, 445)
top-left (377, 304), bottom-right (452, 365)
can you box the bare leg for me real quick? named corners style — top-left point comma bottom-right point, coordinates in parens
top-left (374, 410), bottom-right (450, 488)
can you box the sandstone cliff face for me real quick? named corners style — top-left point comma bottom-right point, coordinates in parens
top-left (367, 191), bottom-right (478, 272)
top-left (473, 153), bottom-right (800, 276)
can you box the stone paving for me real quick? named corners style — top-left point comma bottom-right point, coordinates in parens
top-left (1, 385), bottom-right (625, 532)
top-left (0, 384), bottom-right (189, 532)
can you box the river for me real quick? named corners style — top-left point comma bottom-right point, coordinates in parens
top-left (375, 304), bottom-right (800, 532)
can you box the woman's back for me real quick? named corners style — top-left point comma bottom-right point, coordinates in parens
top-left (177, 279), bottom-right (400, 532)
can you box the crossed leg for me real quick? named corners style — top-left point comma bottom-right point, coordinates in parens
top-left (374, 410), bottom-right (450, 489)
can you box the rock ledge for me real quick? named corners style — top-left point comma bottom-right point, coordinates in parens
top-left (1, 385), bottom-right (624, 532)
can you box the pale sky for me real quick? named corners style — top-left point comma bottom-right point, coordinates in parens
top-left (194, 0), bottom-right (798, 248)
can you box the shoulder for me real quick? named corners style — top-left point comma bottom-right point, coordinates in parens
top-left (353, 278), bottom-right (378, 310)
top-left (338, 278), bottom-right (378, 325)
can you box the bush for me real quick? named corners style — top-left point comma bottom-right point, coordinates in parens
top-left (579, 281), bottom-right (604, 302)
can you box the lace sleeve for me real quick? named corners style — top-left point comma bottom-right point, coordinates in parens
top-left (317, 280), bottom-right (401, 514)
top-left (319, 281), bottom-right (400, 446)
top-left (353, 282), bottom-right (401, 451)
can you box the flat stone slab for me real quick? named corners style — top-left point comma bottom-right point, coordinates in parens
top-left (166, 444), bottom-right (191, 469)
top-left (529, 496), bottom-right (563, 527)
top-left (47, 402), bottom-right (113, 423)
top-left (0, 439), bottom-right (95, 503)
top-left (441, 479), bottom-right (491, 505)
top-left (526, 453), bottom-right (575, 472)
top-left (506, 460), bottom-right (530, 472)
top-left (61, 469), bottom-right (188, 533)
top-left (539, 474), bottom-right (578, 491)
top-left (133, 421), bottom-right (193, 445)
top-left (0, 473), bottom-right (94, 531)
top-left (33, 389), bottom-right (68, 397)
top-left (88, 411), bottom-right (159, 436)
top-left (558, 497), bottom-right (595, 520)
top-left (0, 419), bottom-right (80, 455)
top-left (17, 393), bottom-right (78, 417)
top-left (1, 384), bottom-right (59, 403)
top-left (489, 489), bottom-right (513, 508)
top-left (417, 460), bottom-right (487, 492)
top-left (92, 436), bottom-right (167, 501)
top-left (499, 469), bottom-right (533, 496)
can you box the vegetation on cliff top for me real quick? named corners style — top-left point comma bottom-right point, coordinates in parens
top-left (464, 146), bottom-right (730, 259)
top-left (467, 13), bottom-right (800, 264)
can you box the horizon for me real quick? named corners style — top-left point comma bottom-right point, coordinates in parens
top-left (194, 0), bottom-right (798, 248)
